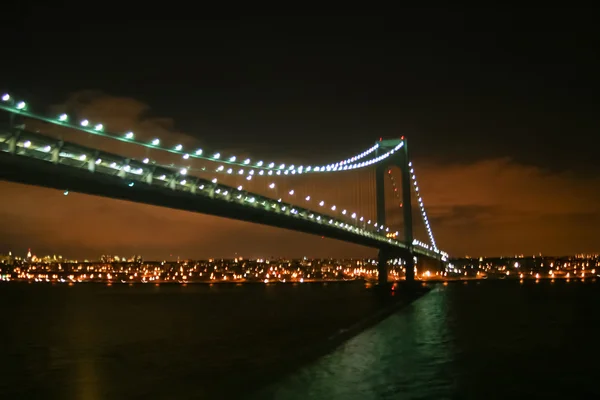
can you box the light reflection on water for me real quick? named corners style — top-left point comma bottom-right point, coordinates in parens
top-left (256, 287), bottom-right (456, 399)
top-left (258, 280), bottom-right (600, 399)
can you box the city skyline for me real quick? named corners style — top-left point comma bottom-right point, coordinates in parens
top-left (1, 13), bottom-right (599, 259)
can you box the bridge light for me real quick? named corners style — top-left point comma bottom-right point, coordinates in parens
top-left (125, 131), bottom-right (134, 139)
top-left (226, 168), bottom-right (232, 174)
top-left (279, 164), bottom-right (285, 169)
top-left (151, 138), bottom-right (160, 145)
top-left (268, 162), bottom-right (275, 168)
top-left (180, 180), bottom-right (187, 185)
top-left (351, 212), bottom-right (356, 218)
top-left (42, 145), bottom-right (51, 152)
top-left (95, 158), bottom-right (102, 164)
top-left (289, 190), bottom-right (294, 195)
top-left (195, 149), bottom-right (203, 155)
top-left (246, 175), bottom-right (252, 181)
top-left (58, 113), bottom-right (68, 122)
top-left (244, 158), bottom-right (250, 164)
top-left (94, 123), bottom-right (103, 131)
top-left (331, 205), bottom-right (336, 211)
top-left (342, 209), bottom-right (347, 215)
top-left (128, 182), bottom-right (134, 187)
top-left (237, 185), bottom-right (243, 191)
top-left (229, 156), bottom-right (236, 162)
top-left (142, 158), bottom-right (149, 164)
top-left (359, 216), bottom-right (364, 221)
top-left (319, 201), bottom-right (324, 206)
top-left (172, 144), bottom-right (182, 151)
top-left (179, 168), bottom-right (187, 175)
top-left (269, 183), bottom-right (275, 189)
top-left (305, 196), bottom-right (310, 201)
top-left (256, 161), bottom-right (263, 167)
top-left (80, 119), bottom-right (89, 127)
top-left (258, 170), bottom-right (264, 175)
top-left (211, 178), bottom-right (217, 183)
top-left (64, 190), bottom-right (69, 196)
top-left (183, 153), bottom-right (189, 159)
top-left (16, 101), bottom-right (26, 110)
top-left (213, 152), bottom-right (220, 159)
top-left (1, 94), bottom-right (9, 101)
top-left (23, 140), bottom-right (31, 148)
top-left (238, 169), bottom-right (244, 175)
top-left (79, 154), bottom-right (86, 161)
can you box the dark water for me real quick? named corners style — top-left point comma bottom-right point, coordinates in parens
top-left (1, 280), bottom-right (599, 399)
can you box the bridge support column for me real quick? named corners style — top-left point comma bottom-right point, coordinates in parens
top-left (378, 248), bottom-right (388, 286)
top-left (405, 254), bottom-right (415, 282)
top-left (375, 137), bottom-right (417, 284)
top-left (400, 139), bottom-right (415, 283)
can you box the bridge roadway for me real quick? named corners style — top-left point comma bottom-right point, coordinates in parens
top-left (0, 128), bottom-right (443, 260)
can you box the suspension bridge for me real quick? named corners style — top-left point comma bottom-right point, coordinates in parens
top-left (0, 93), bottom-right (448, 285)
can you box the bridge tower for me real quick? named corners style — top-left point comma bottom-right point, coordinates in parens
top-left (375, 138), bottom-right (415, 285)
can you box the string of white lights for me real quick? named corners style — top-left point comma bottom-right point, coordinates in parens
top-left (387, 166), bottom-right (447, 257)
top-left (151, 161), bottom-right (391, 234)
top-left (407, 162), bottom-right (439, 252)
top-left (5, 131), bottom-right (391, 237)
top-left (1, 94), bottom-right (400, 175)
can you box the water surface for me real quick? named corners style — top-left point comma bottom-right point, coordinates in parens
top-left (1, 279), bottom-right (599, 399)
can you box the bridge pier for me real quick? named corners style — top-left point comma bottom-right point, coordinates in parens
top-left (405, 254), bottom-right (415, 282)
top-left (377, 248), bottom-right (388, 286)
top-left (378, 248), bottom-right (415, 285)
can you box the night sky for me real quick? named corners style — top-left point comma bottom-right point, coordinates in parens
top-left (1, 11), bottom-right (598, 259)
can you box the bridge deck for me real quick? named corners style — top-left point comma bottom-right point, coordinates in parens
top-left (0, 128), bottom-right (443, 260)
